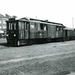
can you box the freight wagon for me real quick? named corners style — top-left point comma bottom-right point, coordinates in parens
top-left (6, 17), bottom-right (64, 46)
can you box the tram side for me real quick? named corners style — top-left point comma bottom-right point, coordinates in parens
top-left (6, 18), bottom-right (66, 46)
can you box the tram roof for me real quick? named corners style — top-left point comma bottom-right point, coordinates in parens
top-left (7, 17), bottom-right (64, 26)
top-left (20, 18), bottom-right (64, 26)
top-left (64, 27), bottom-right (75, 30)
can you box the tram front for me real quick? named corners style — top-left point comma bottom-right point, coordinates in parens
top-left (6, 18), bottom-right (18, 46)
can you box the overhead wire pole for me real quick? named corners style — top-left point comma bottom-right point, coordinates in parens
top-left (35, 16), bottom-right (37, 19)
top-left (72, 17), bottom-right (74, 28)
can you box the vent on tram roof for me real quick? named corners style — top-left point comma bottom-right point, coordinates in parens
top-left (21, 17), bottom-right (30, 21)
top-left (9, 18), bottom-right (15, 20)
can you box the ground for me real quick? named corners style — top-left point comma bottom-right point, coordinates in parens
top-left (0, 38), bottom-right (75, 75)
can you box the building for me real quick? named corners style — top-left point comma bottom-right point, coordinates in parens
top-left (0, 14), bottom-right (10, 38)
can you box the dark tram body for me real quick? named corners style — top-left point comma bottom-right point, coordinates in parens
top-left (6, 18), bottom-right (75, 46)
top-left (64, 28), bottom-right (75, 40)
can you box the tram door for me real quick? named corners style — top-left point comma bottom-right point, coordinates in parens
top-left (24, 22), bottom-right (29, 39)
top-left (65, 30), bottom-right (68, 37)
top-left (18, 21), bottom-right (29, 39)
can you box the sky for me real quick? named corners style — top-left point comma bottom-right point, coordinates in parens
top-left (0, 0), bottom-right (75, 28)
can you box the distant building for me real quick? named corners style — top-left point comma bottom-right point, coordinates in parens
top-left (0, 14), bottom-right (10, 37)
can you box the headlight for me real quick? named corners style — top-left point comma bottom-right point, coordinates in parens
top-left (14, 34), bottom-right (16, 36)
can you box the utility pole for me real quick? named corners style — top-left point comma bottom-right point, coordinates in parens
top-left (35, 16), bottom-right (37, 19)
top-left (72, 17), bottom-right (74, 28)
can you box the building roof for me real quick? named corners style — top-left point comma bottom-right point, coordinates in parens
top-left (0, 14), bottom-right (4, 18)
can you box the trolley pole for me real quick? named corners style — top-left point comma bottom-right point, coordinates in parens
top-left (72, 17), bottom-right (74, 28)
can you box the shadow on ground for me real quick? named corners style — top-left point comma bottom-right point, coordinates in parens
top-left (0, 43), bottom-right (7, 46)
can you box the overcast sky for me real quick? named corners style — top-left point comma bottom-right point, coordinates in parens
top-left (0, 0), bottom-right (75, 28)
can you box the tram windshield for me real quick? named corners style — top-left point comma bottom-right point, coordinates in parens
top-left (8, 22), bottom-right (17, 30)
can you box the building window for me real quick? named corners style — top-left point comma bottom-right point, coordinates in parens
top-left (0, 20), bottom-right (1, 24)
top-left (3, 20), bottom-right (6, 24)
top-left (3, 25), bottom-right (6, 29)
top-left (0, 26), bottom-right (1, 29)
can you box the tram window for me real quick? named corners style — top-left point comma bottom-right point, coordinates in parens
top-left (30, 22), bottom-right (34, 28)
top-left (56, 26), bottom-right (60, 31)
top-left (9, 23), bottom-right (12, 30)
top-left (21, 22), bottom-right (24, 30)
top-left (44, 24), bottom-right (47, 31)
top-left (31, 25), bottom-right (34, 28)
top-left (14, 23), bottom-right (16, 30)
top-left (40, 23), bottom-right (44, 30)
top-left (30, 22), bottom-right (35, 31)
top-left (35, 23), bottom-right (37, 30)
top-left (24, 22), bottom-right (26, 30)
top-left (38, 23), bottom-right (40, 30)
top-left (19, 22), bottom-right (25, 30)
top-left (26, 23), bottom-right (28, 30)
top-left (9, 23), bottom-right (10, 30)
top-left (8, 22), bottom-right (17, 30)
top-left (19, 22), bottom-right (28, 30)
top-left (19, 22), bottom-right (21, 30)
top-left (10, 23), bottom-right (13, 30)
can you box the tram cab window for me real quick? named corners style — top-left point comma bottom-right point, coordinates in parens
top-left (8, 22), bottom-right (17, 30)
top-left (8, 23), bottom-right (11, 30)
top-left (14, 23), bottom-right (16, 30)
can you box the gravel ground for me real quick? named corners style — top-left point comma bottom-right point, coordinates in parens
top-left (0, 39), bottom-right (75, 75)
top-left (0, 54), bottom-right (75, 75)
top-left (0, 40), bottom-right (75, 61)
